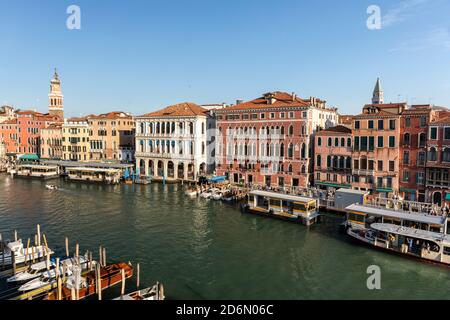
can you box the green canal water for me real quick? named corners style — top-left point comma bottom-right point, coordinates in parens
top-left (0, 174), bottom-right (449, 300)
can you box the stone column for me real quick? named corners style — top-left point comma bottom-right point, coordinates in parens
top-left (163, 160), bottom-right (168, 179)
top-left (154, 160), bottom-right (159, 177)
top-left (174, 162), bottom-right (178, 180)
top-left (144, 159), bottom-right (149, 177)
top-left (183, 162), bottom-right (188, 181)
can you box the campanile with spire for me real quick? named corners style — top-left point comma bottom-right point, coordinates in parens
top-left (372, 77), bottom-right (384, 104)
top-left (48, 69), bottom-right (64, 120)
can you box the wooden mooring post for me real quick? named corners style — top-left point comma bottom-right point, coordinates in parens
top-left (102, 247), bottom-right (106, 267)
top-left (65, 237), bottom-right (69, 257)
top-left (36, 224), bottom-right (41, 247)
top-left (137, 263), bottom-right (140, 290)
top-left (121, 269), bottom-right (126, 296)
top-left (11, 247), bottom-right (16, 275)
top-left (14, 230), bottom-right (17, 242)
top-left (25, 238), bottom-right (30, 265)
top-left (0, 233), bottom-right (4, 269)
top-left (99, 246), bottom-right (103, 267)
top-left (96, 265), bottom-right (102, 300)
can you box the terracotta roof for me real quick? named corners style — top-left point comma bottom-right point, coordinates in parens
top-left (431, 115), bottom-right (450, 125)
top-left (43, 124), bottom-right (62, 130)
top-left (0, 119), bottom-right (17, 125)
top-left (66, 117), bottom-right (88, 122)
top-left (364, 103), bottom-right (407, 109)
top-left (88, 111), bottom-right (133, 120)
top-left (140, 102), bottom-right (207, 118)
top-left (318, 125), bottom-right (352, 135)
top-left (219, 92), bottom-right (311, 111)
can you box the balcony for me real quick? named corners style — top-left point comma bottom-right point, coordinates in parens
top-left (352, 169), bottom-right (375, 176)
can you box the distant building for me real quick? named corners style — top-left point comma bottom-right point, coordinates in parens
top-left (134, 102), bottom-right (209, 181)
top-left (426, 113), bottom-right (450, 205)
top-left (0, 105), bottom-right (16, 123)
top-left (0, 119), bottom-right (18, 155)
top-left (48, 69), bottom-right (64, 121)
top-left (62, 117), bottom-right (90, 161)
top-left (314, 125), bottom-right (353, 190)
top-left (215, 91), bottom-right (339, 188)
top-left (40, 124), bottom-right (63, 160)
top-left (87, 112), bottom-right (135, 162)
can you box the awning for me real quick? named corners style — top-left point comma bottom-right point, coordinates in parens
top-left (315, 181), bottom-right (351, 189)
top-left (445, 193), bottom-right (450, 201)
top-left (376, 188), bottom-right (393, 193)
top-left (19, 154), bottom-right (39, 161)
top-left (400, 187), bottom-right (416, 193)
top-left (209, 176), bottom-right (226, 183)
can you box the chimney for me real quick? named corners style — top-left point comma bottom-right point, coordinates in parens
top-left (292, 92), bottom-right (296, 101)
top-left (236, 100), bottom-right (243, 105)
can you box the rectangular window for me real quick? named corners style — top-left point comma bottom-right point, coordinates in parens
top-left (361, 137), bottom-right (368, 150)
top-left (420, 116), bottom-right (427, 127)
top-left (430, 127), bottom-right (438, 140)
top-left (444, 127), bottom-right (450, 140)
top-left (387, 177), bottom-right (393, 188)
top-left (354, 136), bottom-right (360, 151)
top-left (354, 159), bottom-right (359, 170)
top-left (403, 170), bottom-right (410, 182)
top-left (368, 120), bottom-right (374, 129)
top-left (354, 121), bottom-right (360, 129)
top-left (403, 151), bottom-right (409, 165)
top-left (242, 114), bottom-right (249, 120)
top-left (251, 114), bottom-right (257, 119)
top-left (377, 160), bottom-right (383, 171)
top-left (389, 161), bottom-right (395, 172)
top-left (289, 112), bottom-right (295, 118)
top-left (377, 177), bottom-right (383, 188)
top-left (270, 113), bottom-right (275, 119)
top-left (417, 172), bottom-right (424, 185)
top-left (405, 117), bottom-right (411, 128)
top-left (378, 120), bottom-right (384, 130)
top-left (260, 113), bottom-right (265, 119)
top-left (389, 119), bottom-right (396, 130)
top-left (280, 112), bottom-right (285, 119)
top-left (377, 136), bottom-right (383, 148)
top-left (389, 136), bottom-right (395, 148)
top-left (369, 136), bottom-right (374, 151)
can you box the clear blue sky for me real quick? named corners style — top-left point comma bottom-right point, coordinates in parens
top-left (1, 0), bottom-right (449, 117)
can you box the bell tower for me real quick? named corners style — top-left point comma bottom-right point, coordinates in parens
top-left (372, 77), bottom-right (384, 105)
top-left (49, 69), bottom-right (64, 120)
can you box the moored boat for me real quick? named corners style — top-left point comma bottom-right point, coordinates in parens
top-left (0, 240), bottom-right (53, 266)
top-left (241, 190), bottom-right (320, 226)
top-left (113, 282), bottom-right (165, 300)
top-left (45, 262), bottom-right (134, 300)
top-left (344, 204), bottom-right (450, 266)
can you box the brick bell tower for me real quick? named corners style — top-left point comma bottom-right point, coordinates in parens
top-left (48, 69), bottom-right (64, 120)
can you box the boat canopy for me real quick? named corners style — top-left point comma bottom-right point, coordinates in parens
top-left (345, 204), bottom-right (446, 226)
top-left (370, 223), bottom-right (450, 244)
top-left (249, 190), bottom-right (316, 203)
top-left (7, 240), bottom-right (23, 251)
top-left (209, 176), bottom-right (226, 183)
top-left (19, 154), bottom-right (39, 161)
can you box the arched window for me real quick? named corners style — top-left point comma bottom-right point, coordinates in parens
top-left (327, 155), bottom-right (331, 167)
top-left (419, 133), bottom-right (426, 147)
top-left (339, 156), bottom-right (345, 168)
top-left (333, 156), bottom-right (339, 168)
top-left (288, 164), bottom-right (293, 173)
top-left (280, 126), bottom-right (285, 135)
top-left (328, 138), bottom-right (332, 147)
top-left (335, 138), bottom-right (339, 146)
top-left (318, 137), bottom-right (322, 146)
top-left (288, 143), bottom-right (294, 159)
top-left (341, 138), bottom-right (345, 147)
top-left (317, 155), bottom-right (322, 167)
top-left (443, 147), bottom-right (450, 162)
top-left (428, 147), bottom-right (437, 161)
top-left (346, 157), bottom-right (351, 169)
top-left (347, 138), bottom-right (352, 148)
top-left (289, 125), bottom-right (294, 136)
top-left (301, 143), bottom-right (306, 159)
top-left (280, 143), bottom-right (285, 157)
top-left (403, 133), bottom-right (410, 145)
top-left (301, 165), bottom-right (306, 174)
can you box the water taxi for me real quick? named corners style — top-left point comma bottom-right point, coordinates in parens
top-left (15, 164), bottom-right (59, 180)
top-left (241, 190), bottom-right (320, 226)
top-left (344, 204), bottom-right (450, 266)
top-left (66, 167), bottom-right (122, 184)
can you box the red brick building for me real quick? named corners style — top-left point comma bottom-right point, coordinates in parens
top-left (426, 113), bottom-right (450, 205)
top-left (314, 125), bottom-right (353, 190)
top-left (398, 105), bottom-right (436, 202)
top-left (215, 91), bottom-right (339, 188)
top-left (0, 119), bottom-right (18, 154)
top-left (16, 111), bottom-right (58, 155)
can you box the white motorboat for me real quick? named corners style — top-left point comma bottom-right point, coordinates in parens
top-left (7, 256), bottom-right (90, 284)
top-left (18, 256), bottom-right (91, 292)
top-left (7, 259), bottom-right (55, 283)
top-left (211, 190), bottom-right (223, 201)
top-left (200, 188), bottom-right (219, 199)
top-left (114, 282), bottom-right (165, 300)
top-left (185, 189), bottom-right (198, 197)
top-left (45, 184), bottom-right (58, 190)
top-left (0, 240), bottom-right (54, 265)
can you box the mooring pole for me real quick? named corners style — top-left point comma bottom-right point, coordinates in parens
top-left (137, 263), bottom-right (140, 290)
top-left (11, 248), bottom-right (16, 275)
top-left (102, 247), bottom-right (106, 267)
top-left (14, 230), bottom-right (17, 242)
top-left (65, 237), bottom-right (69, 257)
top-left (25, 238), bottom-right (30, 265)
top-left (37, 224), bottom-right (41, 247)
top-left (121, 268), bottom-right (126, 296)
top-left (99, 246), bottom-right (102, 268)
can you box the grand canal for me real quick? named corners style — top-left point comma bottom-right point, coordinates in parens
top-left (0, 175), bottom-right (449, 300)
